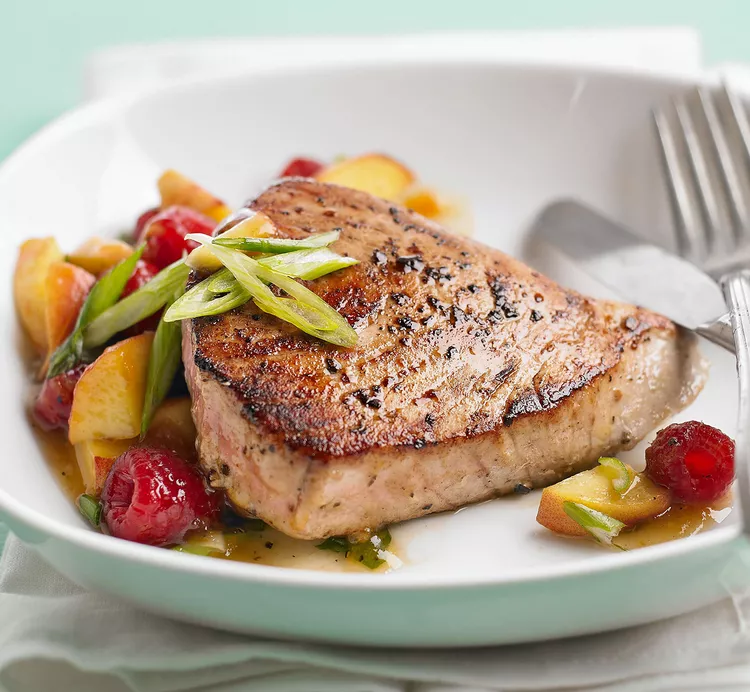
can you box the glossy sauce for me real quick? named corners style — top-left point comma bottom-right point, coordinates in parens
top-left (34, 426), bottom-right (84, 499)
top-left (615, 494), bottom-right (732, 550)
top-left (216, 529), bottom-right (392, 572)
top-left (34, 377), bottom-right (722, 565)
top-left (33, 422), bottom-right (396, 572)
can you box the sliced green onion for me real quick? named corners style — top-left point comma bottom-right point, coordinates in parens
top-left (172, 544), bottom-right (219, 556)
top-left (206, 268), bottom-right (239, 293)
top-left (563, 501), bottom-right (625, 546)
top-left (598, 457), bottom-right (635, 495)
top-left (258, 248), bottom-right (359, 280)
top-left (317, 530), bottom-right (393, 569)
top-left (141, 289), bottom-right (184, 437)
top-left (185, 235), bottom-right (357, 347)
top-left (47, 245), bottom-right (145, 377)
top-left (77, 493), bottom-right (102, 528)
top-left (173, 531), bottom-right (230, 556)
top-left (214, 230), bottom-right (340, 254)
top-left (83, 259), bottom-right (190, 348)
top-left (349, 529), bottom-right (392, 569)
top-left (163, 271), bottom-right (250, 322)
top-left (253, 260), bottom-right (355, 341)
top-left (255, 296), bottom-right (336, 331)
top-left (187, 531), bottom-right (227, 551)
top-left (316, 536), bottom-right (350, 554)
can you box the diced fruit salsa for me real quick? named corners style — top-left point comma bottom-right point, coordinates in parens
top-left (15, 153), bottom-right (450, 571)
top-left (536, 421), bottom-right (735, 548)
top-left (15, 150), bottom-right (733, 567)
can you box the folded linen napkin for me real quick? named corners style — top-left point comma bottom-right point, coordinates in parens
top-left (3, 26), bottom-right (744, 692)
top-left (2, 534), bottom-right (750, 692)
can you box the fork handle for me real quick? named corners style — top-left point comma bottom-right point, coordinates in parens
top-left (721, 270), bottom-right (750, 536)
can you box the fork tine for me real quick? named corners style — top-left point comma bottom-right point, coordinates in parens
top-left (653, 105), bottom-right (708, 260)
top-left (719, 84), bottom-right (750, 245)
top-left (697, 87), bottom-right (748, 249)
top-left (723, 83), bottom-right (750, 174)
top-left (675, 94), bottom-right (734, 257)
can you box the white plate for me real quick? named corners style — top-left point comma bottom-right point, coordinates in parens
top-left (0, 61), bottom-right (743, 647)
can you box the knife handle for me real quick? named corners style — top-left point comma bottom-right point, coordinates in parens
top-left (721, 270), bottom-right (750, 536)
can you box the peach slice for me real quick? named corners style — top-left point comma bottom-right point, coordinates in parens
top-left (45, 262), bottom-right (96, 361)
top-left (68, 332), bottom-right (154, 444)
top-left (402, 188), bottom-right (442, 219)
top-left (536, 465), bottom-right (671, 537)
top-left (158, 169), bottom-right (231, 223)
top-left (143, 397), bottom-right (197, 461)
top-left (315, 154), bottom-right (415, 201)
top-left (14, 237), bottom-right (64, 353)
top-left (74, 437), bottom-right (136, 496)
top-left (68, 237), bottom-right (134, 276)
top-left (185, 211), bottom-right (275, 273)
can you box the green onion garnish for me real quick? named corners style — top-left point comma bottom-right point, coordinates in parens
top-left (206, 268), bottom-right (240, 293)
top-left (349, 529), bottom-right (393, 569)
top-left (214, 230), bottom-right (340, 254)
top-left (316, 536), bottom-right (350, 554)
top-left (185, 235), bottom-right (358, 347)
top-left (257, 247), bottom-right (359, 280)
top-left (317, 529), bottom-right (393, 569)
top-left (173, 531), bottom-right (227, 556)
top-left (163, 270), bottom-right (250, 323)
top-left (141, 289), bottom-right (184, 437)
top-left (172, 544), bottom-right (220, 556)
top-left (77, 493), bottom-right (102, 528)
top-left (598, 457), bottom-right (635, 495)
top-left (83, 259), bottom-right (191, 348)
top-left (47, 246), bottom-right (145, 377)
top-left (562, 501), bottom-right (625, 546)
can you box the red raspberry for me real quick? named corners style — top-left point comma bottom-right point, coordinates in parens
top-left (141, 206), bottom-right (215, 269)
top-left (102, 447), bottom-right (219, 546)
top-left (279, 157), bottom-right (324, 178)
top-left (645, 421), bottom-right (735, 503)
top-left (121, 259), bottom-right (162, 334)
top-left (32, 364), bottom-right (87, 431)
top-left (133, 207), bottom-right (160, 243)
top-left (122, 259), bottom-right (160, 297)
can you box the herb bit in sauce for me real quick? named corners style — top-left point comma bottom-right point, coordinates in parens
top-left (317, 529), bottom-right (396, 569)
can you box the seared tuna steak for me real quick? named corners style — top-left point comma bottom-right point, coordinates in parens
top-left (183, 180), bottom-right (705, 539)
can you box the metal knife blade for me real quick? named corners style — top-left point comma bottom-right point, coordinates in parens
top-left (530, 199), bottom-right (733, 351)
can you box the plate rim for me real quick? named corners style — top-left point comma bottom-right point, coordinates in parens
top-left (0, 57), bottom-right (739, 591)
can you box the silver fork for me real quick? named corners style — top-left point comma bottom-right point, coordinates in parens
top-left (654, 84), bottom-right (750, 535)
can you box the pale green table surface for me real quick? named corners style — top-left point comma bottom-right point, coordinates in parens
top-left (0, 0), bottom-right (745, 555)
top-left (1, 0), bottom-right (749, 163)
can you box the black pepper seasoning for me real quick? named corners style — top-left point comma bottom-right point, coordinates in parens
top-left (325, 358), bottom-right (342, 373)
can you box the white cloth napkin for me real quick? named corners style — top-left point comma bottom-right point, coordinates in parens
top-left (3, 534), bottom-right (750, 692)
top-left (3, 27), bottom-right (741, 692)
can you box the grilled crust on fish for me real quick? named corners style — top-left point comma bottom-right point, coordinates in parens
top-left (183, 179), bottom-right (705, 539)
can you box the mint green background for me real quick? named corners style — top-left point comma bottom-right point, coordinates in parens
top-left (0, 0), bottom-right (745, 554)
top-left (1, 0), bottom-right (749, 163)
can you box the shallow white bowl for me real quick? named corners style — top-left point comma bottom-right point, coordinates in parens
top-left (0, 61), bottom-right (742, 647)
